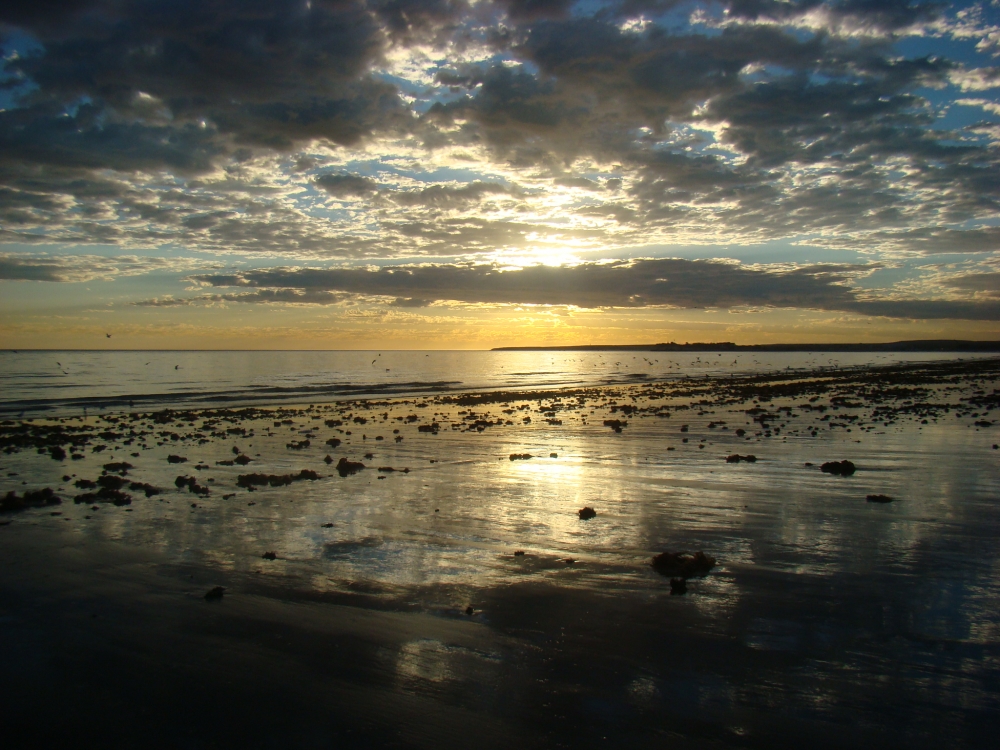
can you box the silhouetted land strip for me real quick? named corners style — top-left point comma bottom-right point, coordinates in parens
top-left (493, 338), bottom-right (1000, 352)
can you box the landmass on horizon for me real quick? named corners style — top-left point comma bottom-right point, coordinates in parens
top-left (493, 339), bottom-right (1000, 352)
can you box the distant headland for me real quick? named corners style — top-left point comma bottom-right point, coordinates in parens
top-left (492, 339), bottom-right (1000, 353)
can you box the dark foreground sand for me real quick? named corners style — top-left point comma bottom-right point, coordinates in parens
top-left (2, 358), bottom-right (1000, 748)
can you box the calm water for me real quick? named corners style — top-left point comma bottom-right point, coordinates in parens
top-left (0, 349), bottom-right (988, 416)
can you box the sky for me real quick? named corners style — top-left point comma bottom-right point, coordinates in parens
top-left (3, 1), bottom-right (1000, 349)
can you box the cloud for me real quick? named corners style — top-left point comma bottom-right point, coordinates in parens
top-left (315, 173), bottom-right (380, 197)
top-left (390, 181), bottom-right (515, 208)
top-left (186, 257), bottom-right (1000, 320)
top-left (0, 253), bottom-right (208, 282)
top-left (132, 289), bottom-right (352, 306)
top-left (1, 0), bottom-right (1000, 320)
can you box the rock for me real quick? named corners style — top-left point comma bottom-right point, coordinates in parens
top-left (1, 488), bottom-right (62, 513)
top-left (262, 551), bottom-right (277, 560)
top-left (735, 428), bottom-right (746, 437)
top-left (204, 586), bottom-right (225, 601)
top-left (603, 419), bottom-right (626, 433)
top-left (651, 550), bottom-right (716, 578)
top-left (465, 606), bottom-right (474, 616)
top-left (509, 453), bottom-right (532, 461)
top-left (670, 578), bottom-right (687, 595)
top-left (49, 446), bottom-right (66, 461)
top-left (513, 550), bottom-right (525, 556)
top-left (74, 488), bottom-right (132, 506)
top-left (550, 453), bottom-right (558, 458)
top-left (821, 460), bottom-right (856, 476)
top-left (325, 437), bottom-right (342, 448)
top-left (725, 454), bottom-right (757, 463)
top-left (578, 506), bottom-right (597, 520)
top-left (167, 455), bottom-right (187, 463)
top-left (335, 457), bottom-right (365, 477)
top-left (236, 470), bottom-right (320, 488)
top-left (233, 454), bottom-right (252, 465)
top-left (128, 481), bottom-right (161, 497)
top-left (866, 494), bottom-right (894, 503)
top-left (286, 439), bottom-right (310, 450)
top-left (321, 523), bottom-right (334, 528)
top-left (323, 454), bottom-right (334, 464)
top-left (103, 461), bottom-right (133, 474)
top-left (174, 475), bottom-right (210, 495)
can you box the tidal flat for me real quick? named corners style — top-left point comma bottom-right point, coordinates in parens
top-left (2, 357), bottom-right (1000, 748)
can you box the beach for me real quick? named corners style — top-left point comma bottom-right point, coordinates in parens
top-left (2, 356), bottom-right (1000, 748)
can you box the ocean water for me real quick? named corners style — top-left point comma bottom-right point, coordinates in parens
top-left (0, 348), bottom-right (987, 416)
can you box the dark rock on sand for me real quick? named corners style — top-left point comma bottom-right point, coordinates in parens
top-left (262, 551), bottom-right (277, 560)
top-left (103, 462), bottom-right (133, 474)
top-left (603, 419), bottom-right (627, 433)
top-left (74, 488), bottom-right (132, 506)
top-left (670, 578), bottom-right (687, 595)
top-left (335, 458), bottom-right (365, 477)
top-left (204, 586), bottom-right (225, 601)
top-left (509, 453), bottom-right (532, 461)
top-left (578, 506), bottom-right (597, 520)
top-left (821, 460), bottom-right (856, 476)
top-left (97, 475), bottom-right (128, 491)
top-left (167, 455), bottom-right (187, 464)
top-left (128, 482), bottom-right (161, 497)
top-left (174, 476), bottom-right (210, 496)
top-left (49, 446), bottom-right (66, 461)
top-left (651, 551), bottom-right (716, 578)
top-left (725, 454), bottom-right (757, 463)
top-left (325, 438), bottom-right (342, 448)
top-left (866, 494), bottom-right (894, 503)
top-left (1, 488), bottom-right (62, 513)
top-left (237, 470), bottom-right (321, 488)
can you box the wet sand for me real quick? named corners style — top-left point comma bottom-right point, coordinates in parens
top-left (2, 358), bottom-right (1000, 748)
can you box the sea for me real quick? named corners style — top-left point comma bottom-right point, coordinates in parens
top-left (0, 348), bottom-right (989, 417)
